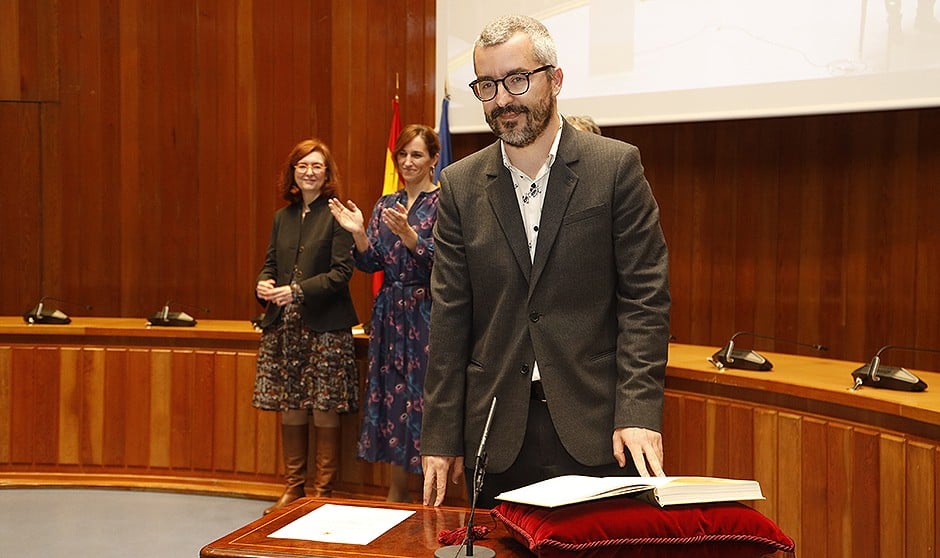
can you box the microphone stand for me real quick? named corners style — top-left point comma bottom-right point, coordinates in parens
top-left (435, 398), bottom-right (497, 558)
top-left (850, 345), bottom-right (939, 392)
top-left (708, 331), bottom-right (828, 371)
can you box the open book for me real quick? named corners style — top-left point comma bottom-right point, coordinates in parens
top-left (495, 475), bottom-right (764, 508)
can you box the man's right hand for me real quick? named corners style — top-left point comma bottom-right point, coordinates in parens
top-left (422, 455), bottom-right (465, 506)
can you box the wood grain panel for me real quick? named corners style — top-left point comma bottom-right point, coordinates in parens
top-left (125, 350), bottom-right (153, 468)
top-left (212, 352), bottom-right (238, 473)
top-left (58, 348), bottom-right (81, 464)
top-left (0, 104), bottom-right (40, 308)
top-left (0, 347), bottom-right (11, 462)
top-left (851, 428), bottom-right (881, 555)
top-left (880, 434), bottom-right (907, 556)
top-left (0, 0), bottom-right (57, 100)
top-left (801, 418), bottom-right (829, 555)
top-left (826, 424), bottom-right (853, 558)
top-left (2, 1), bottom-right (939, 373)
top-left (908, 441), bottom-right (936, 558)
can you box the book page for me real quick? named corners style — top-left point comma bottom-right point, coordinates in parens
top-left (495, 475), bottom-right (652, 507)
top-left (268, 503), bottom-right (415, 545)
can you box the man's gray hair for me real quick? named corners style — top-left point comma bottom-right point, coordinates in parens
top-left (475, 14), bottom-right (558, 67)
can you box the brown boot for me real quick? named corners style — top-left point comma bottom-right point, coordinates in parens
top-left (311, 426), bottom-right (340, 497)
top-left (264, 423), bottom-right (308, 514)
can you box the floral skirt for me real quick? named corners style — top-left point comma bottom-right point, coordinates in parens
top-left (252, 303), bottom-right (358, 413)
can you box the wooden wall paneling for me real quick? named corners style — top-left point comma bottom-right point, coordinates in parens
top-left (851, 427), bottom-right (882, 554)
top-left (256, 405), bottom-right (278, 477)
top-left (0, 347), bottom-right (10, 462)
top-left (150, 348), bottom-right (172, 468)
top-left (117, 0), bottom-right (143, 315)
top-left (728, 120), bottom-right (763, 339)
top-left (796, 123), bottom-right (825, 354)
top-left (826, 424), bottom-right (853, 558)
top-left (124, 349), bottom-right (153, 468)
top-left (914, 110), bottom-right (940, 373)
top-left (8, 347), bottom-right (60, 464)
top-left (907, 441), bottom-right (935, 557)
top-left (936, 448), bottom-right (940, 558)
top-left (0, 103), bottom-right (41, 311)
top-left (36, 348), bottom-right (62, 464)
top-left (677, 394), bottom-right (707, 475)
top-left (235, 351), bottom-right (263, 475)
top-left (884, 111), bottom-right (919, 358)
top-left (704, 398), bottom-right (729, 476)
top-left (661, 391), bottom-right (681, 473)
top-left (773, 118), bottom-right (803, 350)
top-left (102, 348), bottom-right (128, 466)
top-left (0, 0), bottom-right (57, 100)
top-left (816, 115), bottom-right (850, 358)
top-left (752, 408), bottom-right (778, 518)
top-left (775, 413), bottom-right (803, 550)
top-left (170, 349), bottom-right (195, 470)
top-left (58, 347), bottom-right (82, 464)
top-left (727, 403), bottom-right (755, 480)
top-left (192, 351), bottom-right (217, 471)
top-left (800, 417), bottom-right (829, 556)
top-left (80, 348), bottom-right (106, 465)
top-left (212, 352), bottom-right (238, 473)
top-left (880, 433), bottom-right (907, 556)
top-left (682, 123), bottom-right (714, 342)
top-left (0, 0), bottom-right (21, 98)
top-left (239, 0), bottom-right (263, 323)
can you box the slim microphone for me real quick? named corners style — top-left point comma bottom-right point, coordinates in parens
top-left (850, 345), bottom-right (938, 392)
top-left (22, 296), bottom-right (93, 325)
top-left (147, 300), bottom-right (209, 327)
top-left (708, 331), bottom-right (828, 371)
top-left (434, 397), bottom-right (497, 558)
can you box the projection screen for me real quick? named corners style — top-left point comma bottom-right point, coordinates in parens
top-left (436, 0), bottom-right (940, 133)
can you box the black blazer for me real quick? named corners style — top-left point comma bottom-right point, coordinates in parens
top-left (423, 124), bottom-right (671, 473)
top-left (256, 196), bottom-right (358, 331)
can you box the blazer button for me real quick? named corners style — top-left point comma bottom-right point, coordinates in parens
top-left (528, 312), bottom-right (540, 323)
top-left (520, 364), bottom-right (529, 375)
top-left (298, 246), bottom-right (304, 253)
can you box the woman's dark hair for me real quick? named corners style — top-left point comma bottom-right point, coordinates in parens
top-left (278, 138), bottom-right (341, 203)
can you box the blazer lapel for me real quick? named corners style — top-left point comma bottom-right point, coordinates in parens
top-left (484, 157), bottom-right (532, 283)
top-left (530, 133), bottom-right (580, 294)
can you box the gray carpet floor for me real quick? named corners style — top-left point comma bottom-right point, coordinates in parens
top-left (0, 488), bottom-right (270, 558)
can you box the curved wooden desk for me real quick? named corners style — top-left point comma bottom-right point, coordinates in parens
top-left (662, 344), bottom-right (940, 558)
top-left (2, 319), bottom-right (938, 556)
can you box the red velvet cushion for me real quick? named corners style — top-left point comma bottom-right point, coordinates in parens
top-left (491, 497), bottom-right (795, 558)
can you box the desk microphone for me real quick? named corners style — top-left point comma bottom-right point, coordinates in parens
top-left (435, 396), bottom-right (497, 558)
top-left (147, 300), bottom-right (209, 327)
top-left (709, 331), bottom-right (828, 371)
top-left (23, 296), bottom-right (93, 325)
top-left (850, 345), bottom-right (937, 392)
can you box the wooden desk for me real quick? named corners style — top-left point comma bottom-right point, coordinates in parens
top-left (200, 497), bottom-right (528, 557)
top-left (4, 319), bottom-right (940, 556)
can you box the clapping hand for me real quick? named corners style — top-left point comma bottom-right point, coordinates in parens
top-left (328, 198), bottom-right (365, 235)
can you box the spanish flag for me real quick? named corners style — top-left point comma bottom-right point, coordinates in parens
top-left (372, 98), bottom-right (403, 296)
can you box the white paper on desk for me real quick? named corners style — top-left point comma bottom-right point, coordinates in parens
top-left (268, 503), bottom-right (415, 545)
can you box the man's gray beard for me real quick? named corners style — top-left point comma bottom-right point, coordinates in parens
top-left (486, 96), bottom-right (556, 148)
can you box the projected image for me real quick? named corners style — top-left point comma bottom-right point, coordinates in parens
top-left (438, 0), bottom-right (940, 130)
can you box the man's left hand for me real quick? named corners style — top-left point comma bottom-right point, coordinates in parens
top-left (612, 427), bottom-right (665, 477)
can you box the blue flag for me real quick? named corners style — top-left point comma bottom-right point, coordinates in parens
top-left (433, 96), bottom-right (453, 184)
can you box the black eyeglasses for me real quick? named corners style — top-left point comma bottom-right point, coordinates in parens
top-left (469, 65), bottom-right (554, 102)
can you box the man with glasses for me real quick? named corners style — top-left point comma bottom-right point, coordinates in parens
top-left (421, 14), bottom-right (671, 509)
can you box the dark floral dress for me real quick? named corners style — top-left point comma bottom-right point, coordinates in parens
top-left (355, 188), bottom-right (439, 474)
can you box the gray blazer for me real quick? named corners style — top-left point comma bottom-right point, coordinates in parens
top-left (422, 124), bottom-right (670, 473)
